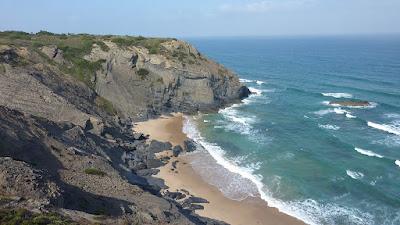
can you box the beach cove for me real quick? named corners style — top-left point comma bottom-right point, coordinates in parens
top-left (134, 113), bottom-right (306, 225)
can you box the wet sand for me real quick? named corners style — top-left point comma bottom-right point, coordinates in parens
top-left (134, 114), bottom-right (306, 225)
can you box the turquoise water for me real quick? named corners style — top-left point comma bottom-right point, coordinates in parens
top-left (185, 36), bottom-right (400, 225)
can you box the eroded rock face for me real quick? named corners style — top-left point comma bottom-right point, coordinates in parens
top-left (86, 40), bottom-right (248, 119)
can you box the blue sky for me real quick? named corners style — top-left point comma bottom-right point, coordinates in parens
top-left (1, 0), bottom-right (400, 37)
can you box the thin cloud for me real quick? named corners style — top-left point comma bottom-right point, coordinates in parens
top-left (219, 0), bottom-right (315, 13)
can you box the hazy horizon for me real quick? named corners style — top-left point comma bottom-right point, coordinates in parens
top-left (1, 0), bottom-right (400, 37)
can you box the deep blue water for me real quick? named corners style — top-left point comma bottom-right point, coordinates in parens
top-left (184, 36), bottom-right (400, 225)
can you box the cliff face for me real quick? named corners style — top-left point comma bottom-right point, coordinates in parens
top-left (89, 40), bottom-right (249, 118)
top-left (0, 31), bottom-right (247, 224)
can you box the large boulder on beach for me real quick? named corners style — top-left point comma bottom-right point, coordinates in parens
top-left (184, 139), bottom-right (197, 152)
top-left (147, 140), bottom-right (173, 154)
top-left (172, 145), bottom-right (183, 157)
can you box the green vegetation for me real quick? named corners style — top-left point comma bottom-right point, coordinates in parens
top-left (0, 208), bottom-right (78, 225)
top-left (0, 64), bottom-right (5, 74)
top-left (94, 41), bottom-right (109, 52)
top-left (0, 31), bottom-right (31, 40)
top-left (111, 36), bottom-right (169, 54)
top-left (61, 58), bottom-right (105, 89)
top-left (171, 48), bottom-right (198, 65)
top-left (95, 96), bottom-right (117, 115)
top-left (0, 30), bottom-right (174, 90)
top-left (137, 68), bottom-right (150, 79)
top-left (156, 77), bottom-right (164, 84)
top-left (84, 168), bottom-right (107, 176)
top-left (36, 30), bottom-right (57, 36)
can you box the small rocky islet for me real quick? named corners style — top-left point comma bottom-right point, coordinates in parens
top-left (329, 100), bottom-right (371, 107)
top-left (0, 31), bottom-right (249, 225)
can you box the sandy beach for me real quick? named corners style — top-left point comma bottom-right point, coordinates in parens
top-left (134, 113), bottom-right (306, 225)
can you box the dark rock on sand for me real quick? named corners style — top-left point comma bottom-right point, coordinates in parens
top-left (148, 140), bottom-right (173, 154)
top-left (136, 168), bottom-right (160, 176)
top-left (172, 160), bottom-right (179, 169)
top-left (184, 139), bottom-right (197, 152)
top-left (185, 196), bottom-right (210, 204)
top-left (165, 191), bottom-right (186, 200)
top-left (133, 132), bottom-right (146, 140)
top-left (172, 145), bottom-right (184, 157)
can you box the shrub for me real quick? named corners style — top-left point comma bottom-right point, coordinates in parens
top-left (95, 96), bottom-right (117, 115)
top-left (61, 58), bottom-right (105, 88)
top-left (36, 30), bottom-right (56, 36)
top-left (111, 37), bottom-right (138, 47)
top-left (0, 64), bottom-right (5, 74)
top-left (137, 68), bottom-right (149, 79)
top-left (0, 31), bottom-right (31, 40)
top-left (0, 208), bottom-right (77, 225)
top-left (84, 168), bottom-right (106, 176)
top-left (95, 41), bottom-right (110, 52)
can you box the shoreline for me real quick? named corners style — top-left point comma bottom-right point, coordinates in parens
top-left (134, 113), bottom-right (306, 225)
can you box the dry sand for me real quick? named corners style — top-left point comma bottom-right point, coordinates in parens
top-left (134, 114), bottom-right (306, 225)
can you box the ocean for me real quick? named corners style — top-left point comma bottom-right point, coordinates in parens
top-left (184, 36), bottom-right (400, 225)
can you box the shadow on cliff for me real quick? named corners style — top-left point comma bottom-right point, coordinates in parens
top-left (0, 106), bottom-right (136, 217)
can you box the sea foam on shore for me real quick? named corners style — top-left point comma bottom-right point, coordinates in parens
top-left (182, 115), bottom-right (375, 225)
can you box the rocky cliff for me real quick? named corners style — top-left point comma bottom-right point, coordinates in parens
top-left (0, 31), bottom-right (250, 123)
top-left (0, 31), bottom-right (249, 224)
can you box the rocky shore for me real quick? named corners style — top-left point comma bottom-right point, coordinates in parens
top-left (0, 31), bottom-right (248, 224)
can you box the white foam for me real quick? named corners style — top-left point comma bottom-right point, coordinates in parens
top-left (256, 80), bottom-right (265, 85)
top-left (314, 109), bottom-right (335, 116)
top-left (322, 92), bottom-right (353, 98)
top-left (203, 120), bottom-right (210, 123)
top-left (249, 87), bottom-right (263, 96)
top-left (334, 108), bottom-right (349, 115)
top-left (346, 102), bottom-right (378, 109)
top-left (346, 113), bottom-right (357, 119)
top-left (367, 121), bottom-right (400, 136)
top-left (385, 113), bottom-right (400, 119)
top-left (395, 160), bottom-right (400, 167)
top-left (239, 78), bottom-right (253, 83)
top-left (318, 124), bottom-right (340, 130)
top-left (346, 170), bottom-right (364, 180)
top-left (183, 116), bottom-right (374, 225)
top-left (372, 136), bottom-right (400, 148)
top-left (354, 147), bottom-right (384, 158)
top-left (183, 117), bottom-right (312, 224)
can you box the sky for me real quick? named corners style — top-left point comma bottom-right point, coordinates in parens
top-left (1, 0), bottom-right (400, 37)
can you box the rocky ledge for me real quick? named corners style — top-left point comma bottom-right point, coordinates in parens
top-left (0, 31), bottom-right (247, 224)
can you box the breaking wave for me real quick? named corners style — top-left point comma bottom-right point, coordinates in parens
top-left (183, 117), bottom-right (373, 225)
top-left (346, 170), bottom-right (365, 180)
top-left (354, 147), bottom-right (384, 158)
top-left (318, 124), bottom-right (340, 130)
top-left (322, 92), bottom-right (353, 98)
top-left (367, 121), bottom-right (400, 136)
